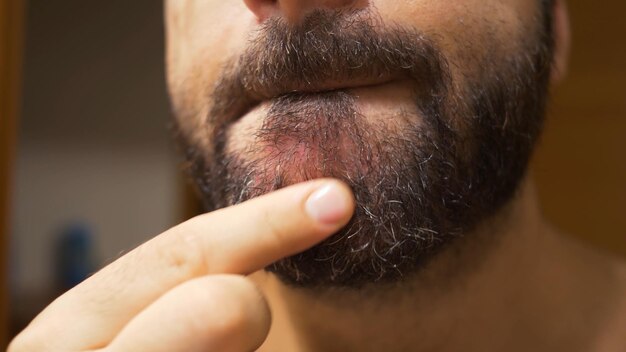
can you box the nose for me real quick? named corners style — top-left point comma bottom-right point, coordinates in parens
top-left (243, 0), bottom-right (367, 23)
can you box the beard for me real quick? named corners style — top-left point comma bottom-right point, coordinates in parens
top-left (175, 7), bottom-right (554, 288)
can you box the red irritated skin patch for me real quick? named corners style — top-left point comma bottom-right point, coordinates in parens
top-left (225, 81), bottom-right (421, 191)
top-left (254, 91), bottom-right (370, 187)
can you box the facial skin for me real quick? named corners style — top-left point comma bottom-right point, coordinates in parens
top-left (167, 0), bottom-right (554, 288)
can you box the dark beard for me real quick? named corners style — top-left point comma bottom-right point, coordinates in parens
top-left (175, 8), bottom-right (554, 288)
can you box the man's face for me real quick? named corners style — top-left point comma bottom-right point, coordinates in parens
top-left (165, 0), bottom-right (554, 288)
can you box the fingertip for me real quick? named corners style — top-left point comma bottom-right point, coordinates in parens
top-left (304, 179), bottom-right (355, 227)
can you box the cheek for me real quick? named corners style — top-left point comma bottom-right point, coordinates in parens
top-left (167, 1), bottom-right (256, 136)
top-left (373, 0), bottom-right (533, 77)
top-left (374, 0), bottom-right (532, 34)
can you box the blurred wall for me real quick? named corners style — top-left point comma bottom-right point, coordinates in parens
top-left (11, 0), bottom-right (181, 324)
top-left (533, 1), bottom-right (626, 256)
top-left (1, 0), bottom-right (26, 346)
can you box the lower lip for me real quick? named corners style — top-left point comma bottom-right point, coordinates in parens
top-left (242, 79), bottom-right (416, 119)
top-left (225, 79), bottom-right (424, 181)
top-left (234, 79), bottom-right (418, 132)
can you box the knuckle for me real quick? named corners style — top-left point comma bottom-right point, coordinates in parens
top-left (7, 336), bottom-right (26, 352)
top-left (154, 226), bottom-right (207, 277)
top-left (8, 331), bottom-right (43, 352)
top-left (190, 275), bottom-right (270, 339)
top-left (261, 209), bottom-right (290, 246)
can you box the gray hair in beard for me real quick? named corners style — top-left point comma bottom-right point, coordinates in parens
top-left (175, 8), bottom-right (554, 288)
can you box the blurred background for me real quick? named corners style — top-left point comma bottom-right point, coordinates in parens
top-left (1, 0), bottom-right (625, 347)
top-left (1, 0), bottom-right (186, 344)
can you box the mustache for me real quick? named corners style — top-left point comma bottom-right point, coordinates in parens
top-left (208, 8), bottom-right (451, 132)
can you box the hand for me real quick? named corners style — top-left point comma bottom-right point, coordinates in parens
top-left (9, 179), bottom-right (354, 352)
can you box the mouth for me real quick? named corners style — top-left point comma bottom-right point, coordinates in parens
top-left (235, 75), bottom-right (401, 120)
top-left (212, 70), bottom-right (411, 133)
top-left (247, 75), bottom-right (398, 102)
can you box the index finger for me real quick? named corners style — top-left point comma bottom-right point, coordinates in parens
top-left (22, 179), bottom-right (354, 350)
top-left (189, 179), bottom-right (355, 274)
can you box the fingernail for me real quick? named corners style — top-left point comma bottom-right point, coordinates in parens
top-left (305, 182), bottom-right (351, 224)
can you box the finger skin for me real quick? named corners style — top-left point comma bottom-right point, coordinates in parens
top-left (106, 275), bottom-right (271, 352)
top-left (10, 179), bottom-right (354, 351)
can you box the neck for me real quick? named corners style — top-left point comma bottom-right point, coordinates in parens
top-left (253, 178), bottom-right (626, 351)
